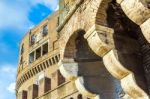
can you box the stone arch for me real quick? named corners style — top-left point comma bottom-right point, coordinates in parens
top-left (84, 0), bottom-right (149, 98)
top-left (58, 0), bottom-right (150, 98)
top-left (116, 0), bottom-right (150, 43)
top-left (59, 30), bottom-right (124, 98)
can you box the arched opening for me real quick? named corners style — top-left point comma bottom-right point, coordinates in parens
top-left (106, 0), bottom-right (149, 95)
top-left (63, 30), bottom-right (123, 98)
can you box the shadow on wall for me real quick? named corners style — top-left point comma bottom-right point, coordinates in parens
top-left (107, 1), bottom-right (149, 95)
top-left (64, 30), bottom-right (123, 99)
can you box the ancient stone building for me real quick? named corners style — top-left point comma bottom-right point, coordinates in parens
top-left (16, 0), bottom-right (150, 99)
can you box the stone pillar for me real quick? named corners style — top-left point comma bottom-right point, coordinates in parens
top-left (57, 70), bottom-right (65, 86)
top-left (51, 70), bottom-right (66, 89)
top-left (17, 90), bottom-right (27, 99)
top-left (27, 84), bottom-right (38, 99)
top-left (38, 77), bottom-right (51, 96)
top-left (34, 51), bottom-right (36, 61)
top-left (51, 71), bottom-right (58, 89)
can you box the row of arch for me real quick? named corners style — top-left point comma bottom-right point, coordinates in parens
top-left (58, 0), bottom-right (150, 98)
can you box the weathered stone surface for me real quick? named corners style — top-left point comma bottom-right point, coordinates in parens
top-left (121, 74), bottom-right (149, 99)
top-left (75, 77), bottom-right (97, 98)
top-left (16, 0), bottom-right (150, 98)
top-left (103, 50), bottom-right (130, 79)
top-left (121, 0), bottom-right (150, 25)
top-left (103, 50), bottom-right (149, 98)
top-left (84, 25), bottom-right (114, 57)
top-left (59, 59), bottom-right (78, 80)
top-left (116, 0), bottom-right (124, 4)
top-left (27, 84), bottom-right (38, 99)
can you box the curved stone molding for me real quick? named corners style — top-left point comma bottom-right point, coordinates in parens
top-left (120, 0), bottom-right (150, 25)
top-left (103, 50), bottom-right (131, 79)
top-left (94, 95), bottom-right (100, 99)
top-left (58, 59), bottom-right (78, 80)
top-left (84, 24), bottom-right (114, 57)
top-left (84, 24), bottom-right (149, 98)
top-left (103, 50), bottom-right (149, 98)
top-left (75, 77), bottom-right (97, 98)
top-left (121, 74), bottom-right (149, 99)
top-left (118, 0), bottom-right (150, 43)
top-left (59, 59), bottom-right (99, 98)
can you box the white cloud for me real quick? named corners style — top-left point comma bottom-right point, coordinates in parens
top-left (7, 82), bottom-right (16, 93)
top-left (0, 64), bottom-right (17, 99)
top-left (0, 0), bottom-right (59, 98)
top-left (0, 0), bottom-right (59, 32)
top-left (0, 64), bottom-right (16, 74)
top-left (0, 1), bottom-right (33, 31)
top-left (55, 5), bottom-right (59, 11)
top-left (29, 25), bottom-right (35, 29)
top-left (0, 64), bottom-right (17, 79)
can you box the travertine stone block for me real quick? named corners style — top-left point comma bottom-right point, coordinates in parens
top-left (103, 50), bottom-right (149, 98)
top-left (84, 25), bottom-right (114, 57)
top-left (75, 77), bottom-right (97, 98)
top-left (59, 59), bottom-right (78, 80)
top-left (121, 0), bottom-right (150, 25)
top-left (121, 74), bottom-right (149, 99)
top-left (103, 50), bottom-right (130, 79)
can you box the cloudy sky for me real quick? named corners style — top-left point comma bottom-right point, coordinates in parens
top-left (0, 0), bottom-right (58, 99)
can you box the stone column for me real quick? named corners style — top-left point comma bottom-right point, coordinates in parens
top-left (27, 84), bottom-right (38, 99)
top-left (38, 77), bottom-right (51, 96)
top-left (17, 90), bottom-right (27, 99)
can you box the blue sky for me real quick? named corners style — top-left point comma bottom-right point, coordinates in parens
top-left (0, 0), bottom-right (58, 99)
